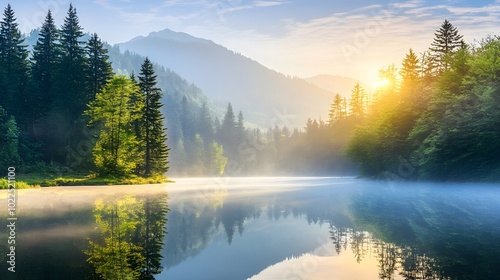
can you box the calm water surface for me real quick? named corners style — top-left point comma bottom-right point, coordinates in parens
top-left (1, 177), bottom-right (499, 279)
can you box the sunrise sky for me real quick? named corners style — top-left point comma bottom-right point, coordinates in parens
top-left (8, 0), bottom-right (500, 86)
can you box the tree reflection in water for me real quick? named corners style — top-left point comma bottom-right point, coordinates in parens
top-left (85, 193), bottom-right (168, 280)
top-left (329, 226), bottom-right (450, 280)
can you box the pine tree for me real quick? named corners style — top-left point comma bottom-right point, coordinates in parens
top-left (0, 4), bottom-right (28, 120)
top-left (236, 110), bottom-right (245, 138)
top-left (57, 4), bottom-right (88, 119)
top-left (0, 105), bottom-right (20, 167)
top-left (430, 19), bottom-right (463, 72)
top-left (341, 97), bottom-right (348, 118)
top-left (30, 10), bottom-right (59, 124)
top-left (197, 102), bottom-right (214, 142)
top-left (400, 48), bottom-right (420, 89)
top-left (349, 83), bottom-right (366, 118)
top-left (180, 96), bottom-right (195, 139)
top-left (138, 58), bottom-right (169, 177)
top-left (86, 33), bottom-right (113, 98)
top-left (217, 102), bottom-right (237, 153)
top-left (420, 50), bottom-right (437, 81)
top-left (328, 93), bottom-right (343, 124)
top-left (222, 102), bottom-right (236, 132)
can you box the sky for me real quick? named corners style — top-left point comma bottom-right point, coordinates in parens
top-left (5, 0), bottom-right (500, 86)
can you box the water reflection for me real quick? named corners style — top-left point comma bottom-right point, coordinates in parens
top-left (0, 186), bottom-right (169, 279)
top-left (0, 178), bottom-right (499, 280)
top-left (351, 182), bottom-right (500, 280)
top-left (160, 178), bottom-right (500, 280)
top-left (329, 226), bottom-right (448, 280)
top-left (85, 193), bottom-right (168, 279)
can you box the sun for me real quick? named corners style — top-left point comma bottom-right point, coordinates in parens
top-left (372, 78), bottom-right (390, 90)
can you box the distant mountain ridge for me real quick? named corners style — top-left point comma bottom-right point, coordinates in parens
top-left (118, 29), bottom-right (339, 128)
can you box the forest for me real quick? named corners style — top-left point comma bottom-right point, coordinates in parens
top-left (0, 3), bottom-right (498, 183)
top-left (0, 3), bottom-right (356, 184)
top-left (345, 20), bottom-right (500, 182)
top-left (0, 4), bottom-right (169, 184)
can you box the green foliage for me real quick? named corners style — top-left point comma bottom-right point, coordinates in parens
top-left (328, 93), bottom-right (344, 124)
top-left (400, 49), bottom-right (420, 89)
top-left (220, 102), bottom-right (237, 141)
top-left (0, 4), bottom-right (29, 122)
top-left (430, 19), bottom-right (463, 72)
top-left (347, 29), bottom-right (500, 182)
top-left (86, 75), bottom-right (143, 176)
top-left (29, 10), bottom-right (59, 123)
top-left (0, 106), bottom-right (20, 167)
top-left (207, 141), bottom-right (228, 175)
top-left (0, 178), bottom-right (40, 189)
top-left (138, 58), bottom-right (169, 177)
top-left (0, 5), bottom-right (175, 181)
top-left (349, 83), bottom-right (366, 118)
top-left (85, 194), bottom-right (168, 279)
top-left (55, 4), bottom-right (88, 119)
top-left (86, 33), bottom-right (113, 97)
top-left (86, 196), bottom-right (145, 279)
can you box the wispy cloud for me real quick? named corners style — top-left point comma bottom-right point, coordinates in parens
top-left (92, 0), bottom-right (500, 84)
top-left (223, 0), bottom-right (500, 83)
top-left (254, 1), bottom-right (286, 8)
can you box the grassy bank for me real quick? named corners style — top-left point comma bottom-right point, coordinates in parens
top-left (0, 173), bottom-right (170, 189)
top-left (0, 178), bottom-right (40, 189)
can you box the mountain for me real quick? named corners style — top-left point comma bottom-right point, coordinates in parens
top-left (118, 29), bottom-right (337, 128)
top-left (305, 75), bottom-right (368, 99)
top-left (106, 44), bottom-right (213, 143)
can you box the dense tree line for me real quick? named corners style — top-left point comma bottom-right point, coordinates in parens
top-left (3, 4), bottom-right (494, 181)
top-left (0, 4), bottom-right (168, 178)
top-left (346, 20), bottom-right (500, 181)
top-left (0, 3), bottom-right (370, 178)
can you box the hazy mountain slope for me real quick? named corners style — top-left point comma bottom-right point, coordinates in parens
top-left (106, 45), bottom-right (212, 145)
top-left (118, 29), bottom-right (337, 128)
top-left (305, 75), bottom-right (368, 99)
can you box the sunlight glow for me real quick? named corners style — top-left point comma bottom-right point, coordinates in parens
top-left (372, 78), bottom-right (390, 90)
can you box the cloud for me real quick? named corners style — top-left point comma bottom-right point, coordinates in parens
top-left (225, 0), bottom-right (500, 83)
top-left (93, 0), bottom-right (500, 84)
top-left (254, 1), bottom-right (286, 8)
top-left (212, 0), bottom-right (287, 19)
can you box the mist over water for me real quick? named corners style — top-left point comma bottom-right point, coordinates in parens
top-left (1, 177), bottom-right (499, 279)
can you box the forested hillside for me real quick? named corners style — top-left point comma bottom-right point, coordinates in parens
top-left (118, 29), bottom-right (336, 128)
top-left (1, 2), bottom-right (496, 181)
top-left (0, 4), bottom-right (171, 180)
top-left (1, 3), bottom-right (352, 179)
top-left (345, 20), bottom-right (500, 181)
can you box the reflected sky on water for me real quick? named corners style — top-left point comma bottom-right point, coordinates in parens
top-left (1, 177), bottom-right (499, 279)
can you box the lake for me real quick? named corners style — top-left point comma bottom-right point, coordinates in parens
top-left (1, 177), bottom-right (499, 279)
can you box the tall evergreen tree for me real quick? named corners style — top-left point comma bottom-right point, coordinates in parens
top-left (0, 4), bottom-right (28, 120)
top-left (57, 4), bottom-right (88, 119)
top-left (180, 96), bottom-right (195, 140)
top-left (30, 10), bottom-right (59, 125)
top-left (221, 102), bottom-right (236, 132)
top-left (400, 48), bottom-right (420, 89)
top-left (349, 83), bottom-right (366, 118)
top-left (328, 93), bottom-right (343, 124)
top-left (236, 110), bottom-right (245, 137)
top-left (197, 102), bottom-right (214, 142)
top-left (420, 50), bottom-right (437, 82)
top-left (430, 19), bottom-right (463, 72)
top-left (138, 58), bottom-right (169, 177)
top-left (86, 33), bottom-right (112, 98)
